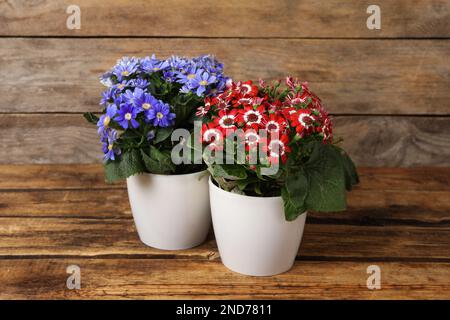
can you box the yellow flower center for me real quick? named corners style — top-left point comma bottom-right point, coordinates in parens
top-left (117, 83), bottom-right (124, 89)
top-left (142, 103), bottom-right (151, 110)
top-left (121, 71), bottom-right (129, 76)
top-left (125, 113), bottom-right (132, 120)
top-left (153, 67), bottom-right (160, 71)
top-left (199, 80), bottom-right (208, 86)
top-left (108, 144), bottom-right (113, 151)
top-left (156, 112), bottom-right (164, 119)
top-left (103, 116), bottom-right (110, 127)
top-left (187, 74), bottom-right (196, 80)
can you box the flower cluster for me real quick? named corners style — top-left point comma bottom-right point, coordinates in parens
top-left (92, 54), bottom-right (229, 163)
top-left (198, 77), bottom-right (333, 164)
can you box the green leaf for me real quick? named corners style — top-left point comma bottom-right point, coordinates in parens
top-left (140, 146), bottom-right (175, 174)
top-left (211, 164), bottom-right (247, 180)
top-left (303, 142), bottom-right (347, 212)
top-left (281, 186), bottom-right (306, 221)
top-left (83, 112), bottom-right (99, 125)
top-left (104, 149), bottom-right (146, 183)
top-left (285, 169), bottom-right (309, 210)
top-left (335, 147), bottom-right (359, 191)
top-left (154, 127), bottom-right (173, 144)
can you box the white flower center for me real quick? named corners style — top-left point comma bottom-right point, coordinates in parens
top-left (156, 112), bottom-right (164, 119)
top-left (125, 113), bottom-right (132, 120)
top-left (142, 103), bottom-right (151, 110)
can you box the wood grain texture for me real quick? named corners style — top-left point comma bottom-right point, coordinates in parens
top-left (2, 165), bottom-right (448, 190)
top-left (1, 38), bottom-right (449, 114)
top-left (0, 217), bottom-right (448, 261)
top-left (1, 114), bottom-right (449, 166)
top-left (1, 259), bottom-right (449, 299)
top-left (1, 0), bottom-right (449, 38)
top-left (2, 189), bottom-right (449, 223)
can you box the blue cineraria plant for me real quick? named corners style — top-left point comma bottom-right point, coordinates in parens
top-left (84, 54), bottom-right (230, 182)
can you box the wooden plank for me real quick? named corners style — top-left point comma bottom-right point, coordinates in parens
top-left (1, 0), bottom-right (449, 38)
top-left (1, 188), bottom-right (449, 224)
top-left (1, 166), bottom-right (448, 191)
top-left (0, 217), bottom-right (448, 261)
top-left (0, 259), bottom-right (448, 299)
top-left (1, 114), bottom-right (449, 166)
top-left (1, 38), bottom-right (449, 114)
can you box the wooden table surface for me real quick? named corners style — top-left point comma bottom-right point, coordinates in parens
top-left (0, 165), bottom-right (448, 299)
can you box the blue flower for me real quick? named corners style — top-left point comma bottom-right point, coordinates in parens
top-left (100, 71), bottom-right (113, 87)
top-left (101, 129), bottom-right (121, 162)
top-left (116, 104), bottom-right (140, 129)
top-left (112, 57), bottom-right (139, 82)
top-left (97, 104), bottom-right (118, 134)
top-left (191, 71), bottom-right (217, 96)
top-left (123, 88), bottom-right (145, 108)
top-left (112, 80), bottom-right (134, 94)
top-left (100, 88), bottom-right (114, 106)
top-left (176, 66), bottom-right (200, 85)
top-left (138, 93), bottom-right (159, 115)
top-left (140, 54), bottom-right (170, 73)
top-left (147, 102), bottom-right (176, 127)
top-left (132, 78), bottom-right (149, 89)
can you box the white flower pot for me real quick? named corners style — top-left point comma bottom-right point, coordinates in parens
top-left (127, 171), bottom-right (211, 250)
top-left (209, 178), bottom-right (307, 276)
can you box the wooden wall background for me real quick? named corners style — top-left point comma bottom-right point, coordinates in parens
top-left (0, 0), bottom-right (449, 167)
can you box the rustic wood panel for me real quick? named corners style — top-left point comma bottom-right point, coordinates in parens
top-left (1, 189), bottom-right (449, 223)
top-left (2, 166), bottom-right (448, 191)
top-left (1, 259), bottom-right (448, 299)
top-left (0, 217), bottom-right (448, 261)
top-left (1, 0), bottom-right (449, 38)
top-left (1, 38), bottom-right (449, 114)
top-left (1, 114), bottom-right (449, 166)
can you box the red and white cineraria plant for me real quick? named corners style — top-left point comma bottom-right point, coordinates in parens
top-left (197, 77), bottom-right (359, 221)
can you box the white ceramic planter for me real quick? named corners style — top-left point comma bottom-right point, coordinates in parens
top-left (209, 178), bottom-right (307, 276)
top-left (127, 171), bottom-right (211, 250)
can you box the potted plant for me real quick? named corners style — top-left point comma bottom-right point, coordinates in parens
top-left (197, 78), bottom-right (359, 275)
top-left (84, 54), bottom-right (230, 250)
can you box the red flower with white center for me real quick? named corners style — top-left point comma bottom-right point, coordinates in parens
top-left (290, 109), bottom-right (316, 134)
top-left (244, 130), bottom-right (261, 148)
top-left (213, 109), bottom-right (239, 132)
top-left (267, 134), bottom-right (291, 164)
top-left (263, 113), bottom-right (287, 135)
top-left (235, 80), bottom-right (259, 97)
top-left (201, 123), bottom-right (223, 146)
top-left (239, 105), bottom-right (266, 129)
